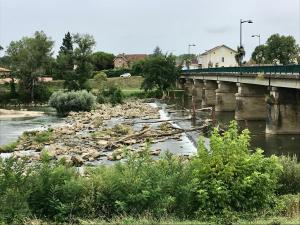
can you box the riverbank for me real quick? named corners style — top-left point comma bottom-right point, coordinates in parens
top-left (0, 108), bottom-right (44, 118)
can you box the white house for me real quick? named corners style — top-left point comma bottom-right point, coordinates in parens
top-left (197, 45), bottom-right (238, 68)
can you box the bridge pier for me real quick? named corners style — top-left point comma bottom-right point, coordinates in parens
top-left (215, 81), bottom-right (237, 112)
top-left (193, 80), bottom-right (204, 101)
top-left (266, 87), bottom-right (300, 134)
top-left (235, 83), bottom-right (268, 120)
top-left (184, 79), bottom-right (194, 96)
top-left (202, 80), bottom-right (217, 107)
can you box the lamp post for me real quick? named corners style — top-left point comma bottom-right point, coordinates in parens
top-left (239, 19), bottom-right (253, 66)
top-left (251, 34), bottom-right (261, 46)
top-left (187, 44), bottom-right (196, 70)
top-left (240, 19), bottom-right (253, 47)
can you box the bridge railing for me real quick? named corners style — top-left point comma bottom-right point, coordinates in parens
top-left (182, 65), bottom-right (300, 75)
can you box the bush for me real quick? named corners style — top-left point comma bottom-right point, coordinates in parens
top-left (49, 90), bottom-right (96, 115)
top-left (97, 86), bottom-right (124, 106)
top-left (277, 155), bottom-right (300, 195)
top-left (190, 121), bottom-right (282, 220)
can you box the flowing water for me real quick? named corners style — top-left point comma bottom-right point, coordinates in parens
top-left (0, 107), bottom-right (63, 146)
top-left (165, 94), bottom-right (300, 157)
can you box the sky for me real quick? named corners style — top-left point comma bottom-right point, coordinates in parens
top-left (0, 0), bottom-right (299, 59)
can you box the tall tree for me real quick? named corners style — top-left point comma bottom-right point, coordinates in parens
top-left (91, 51), bottom-right (115, 71)
top-left (152, 46), bottom-right (163, 57)
top-left (141, 50), bottom-right (179, 97)
top-left (64, 33), bottom-right (95, 90)
top-left (250, 34), bottom-right (300, 65)
top-left (251, 45), bottom-right (268, 64)
top-left (55, 32), bottom-right (74, 80)
top-left (6, 31), bottom-right (54, 102)
top-left (265, 34), bottom-right (299, 65)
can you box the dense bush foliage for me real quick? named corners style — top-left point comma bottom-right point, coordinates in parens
top-left (277, 155), bottom-right (300, 195)
top-left (49, 90), bottom-right (96, 115)
top-left (0, 122), bottom-right (294, 224)
top-left (97, 86), bottom-right (124, 106)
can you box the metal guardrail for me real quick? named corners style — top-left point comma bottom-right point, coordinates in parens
top-left (182, 65), bottom-right (300, 75)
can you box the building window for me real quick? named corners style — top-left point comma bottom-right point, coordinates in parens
top-left (221, 57), bottom-right (225, 62)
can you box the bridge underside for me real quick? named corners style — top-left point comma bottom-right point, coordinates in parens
top-left (178, 73), bottom-right (300, 134)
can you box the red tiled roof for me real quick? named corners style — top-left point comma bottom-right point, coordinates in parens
top-left (115, 54), bottom-right (147, 63)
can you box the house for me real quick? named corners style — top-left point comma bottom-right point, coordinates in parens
top-left (197, 45), bottom-right (238, 68)
top-left (114, 54), bottom-right (147, 68)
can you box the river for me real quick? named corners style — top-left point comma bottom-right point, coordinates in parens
top-left (165, 95), bottom-right (300, 157)
top-left (0, 107), bottom-right (62, 146)
top-left (1, 101), bottom-right (299, 158)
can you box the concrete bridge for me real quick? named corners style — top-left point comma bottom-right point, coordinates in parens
top-left (178, 65), bottom-right (300, 134)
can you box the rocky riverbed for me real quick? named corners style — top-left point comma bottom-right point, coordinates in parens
top-left (2, 101), bottom-right (207, 166)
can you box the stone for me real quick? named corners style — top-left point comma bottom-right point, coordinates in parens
top-left (71, 155), bottom-right (84, 166)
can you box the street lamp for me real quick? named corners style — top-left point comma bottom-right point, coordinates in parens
top-left (239, 19), bottom-right (253, 66)
top-left (251, 34), bottom-right (261, 46)
top-left (240, 19), bottom-right (253, 47)
top-left (187, 44), bottom-right (196, 70)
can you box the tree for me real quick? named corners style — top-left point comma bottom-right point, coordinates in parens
top-left (235, 46), bottom-right (245, 66)
top-left (251, 45), bottom-right (268, 64)
top-left (265, 34), bottom-right (299, 65)
top-left (91, 51), bottom-right (115, 71)
top-left (55, 32), bottom-right (74, 80)
top-left (250, 34), bottom-right (300, 65)
top-left (0, 45), bottom-right (3, 51)
top-left (6, 31), bottom-right (54, 102)
top-left (64, 33), bottom-right (95, 90)
top-left (140, 51), bottom-right (179, 97)
top-left (152, 46), bottom-right (163, 57)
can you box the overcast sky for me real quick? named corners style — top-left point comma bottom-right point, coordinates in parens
top-left (0, 0), bottom-right (299, 59)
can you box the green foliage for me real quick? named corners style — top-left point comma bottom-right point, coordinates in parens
top-left (93, 71), bottom-right (108, 91)
top-left (0, 158), bottom-right (31, 224)
top-left (251, 45), bottom-right (268, 64)
top-left (91, 51), bottom-right (115, 71)
top-left (64, 33), bottom-right (96, 91)
top-left (251, 34), bottom-right (300, 65)
top-left (28, 156), bottom-right (87, 222)
top-left (54, 32), bottom-right (74, 80)
top-left (6, 31), bottom-right (54, 102)
top-left (49, 90), bottom-right (96, 115)
top-left (0, 122), bottom-right (296, 223)
top-left (277, 155), bottom-right (300, 195)
top-left (33, 130), bottom-right (53, 143)
top-left (97, 86), bottom-right (124, 106)
top-left (140, 52), bottom-right (179, 96)
top-left (191, 121), bottom-right (282, 219)
top-left (235, 46), bottom-right (246, 66)
top-left (0, 141), bottom-right (19, 153)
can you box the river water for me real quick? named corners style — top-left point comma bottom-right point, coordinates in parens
top-left (166, 95), bottom-right (300, 157)
top-left (1, 101), bottom-right (299, 158)
top-left (0, 107), bottom-right (62, 146)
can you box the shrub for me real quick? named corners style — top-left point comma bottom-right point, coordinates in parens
top-left (49, 90), bottom-right (96, 115)
top-left (0, 158), bottom-right (31, 224)
top-left (97, 86), bottom-right (124, 106)
top-left (190, 121), bottom-right (282, 220)
top-left (277, 155), bottom-right (300, 195)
